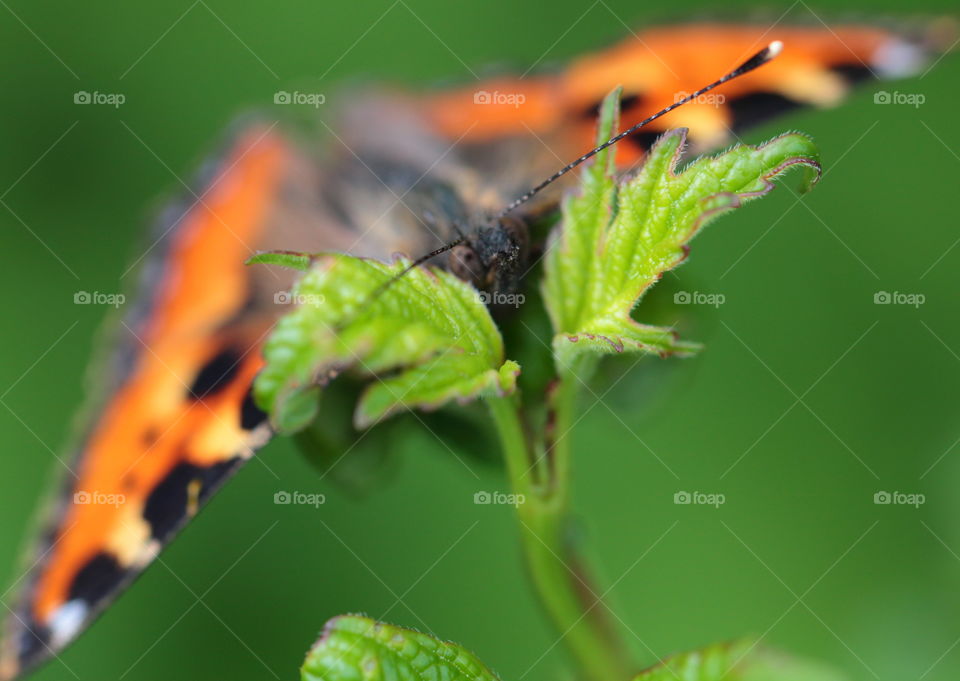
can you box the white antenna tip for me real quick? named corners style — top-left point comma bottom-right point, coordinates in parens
top-left (768, 40), bottom-right (784, 58)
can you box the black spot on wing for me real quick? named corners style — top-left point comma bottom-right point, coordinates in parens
top-left (240, 389), bottom-right (268, 430)
top-left (189, 347), bottom-right (242, 400)
top-left (830, 62), bottom-right (874, 85)
top-left (143, 459), bottom-right (241, 542)
top-left (68, 553), bottom-right (127, 605)
top-left (726, 91), bottom-right (804, 133)
top-left (627, 130), bottom-right (663, 152)
top-left (579, 93), bottom-right (644, 121)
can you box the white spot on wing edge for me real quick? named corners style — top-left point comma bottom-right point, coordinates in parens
top-left (872, 40), bottom-right (927, 79)
top-left (47, 600), bottom-right (88, 650)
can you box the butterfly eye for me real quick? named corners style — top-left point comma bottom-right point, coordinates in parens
top-left (499, 217), bottom-right (529, 261)
top-left (448, 244), bottom-right (486, 288)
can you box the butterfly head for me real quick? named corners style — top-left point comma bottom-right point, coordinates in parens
top-left (448, 214), bottom-right (528, 296)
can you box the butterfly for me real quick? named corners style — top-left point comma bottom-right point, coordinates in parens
top-left (0, 20), bottom-right (945, 680)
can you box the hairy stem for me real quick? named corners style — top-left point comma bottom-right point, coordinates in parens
top-left (488, 393), bottom-right (630, 681)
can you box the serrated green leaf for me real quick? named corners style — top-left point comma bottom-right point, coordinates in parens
top-left (553, 318), bottom-right (701, 369)
top-left (302, 616), bottom-right (500, 681)
top-left (543, 92), bottom-right (821, 371)
top-left (635, 640), bottom-right (849, 681)
top-left (254, 254), bottom-right (519, 432)
top-left (542, 87), bottom-right (621, 340)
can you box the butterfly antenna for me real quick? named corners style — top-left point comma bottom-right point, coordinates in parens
top-left (367, 237), bottom-right (465, 301)
top-left (497, 40), bottom-right (784, 218)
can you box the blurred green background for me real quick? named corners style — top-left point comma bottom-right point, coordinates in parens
top-left (0, 0), bottom-right (957, 680)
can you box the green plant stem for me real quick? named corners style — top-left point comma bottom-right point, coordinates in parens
top-left (487, 393), bottom-right (630, 681)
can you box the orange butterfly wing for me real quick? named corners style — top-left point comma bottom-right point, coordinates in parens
top-left (1, 128), bottom-right (291, 679)
top-left (424, 23), bottom-right (940, 167)
top-left (1, 112), bottom-right (457, 679)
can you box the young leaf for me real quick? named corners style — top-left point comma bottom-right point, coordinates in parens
top-left (635, 640), bottom-right (848, 681)
top-left (543, 90), bottom-right (821, 371)
top-left (302, 616), bottom-right (501, 681)
top-left (254, 254), bottom-right (519, 432)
